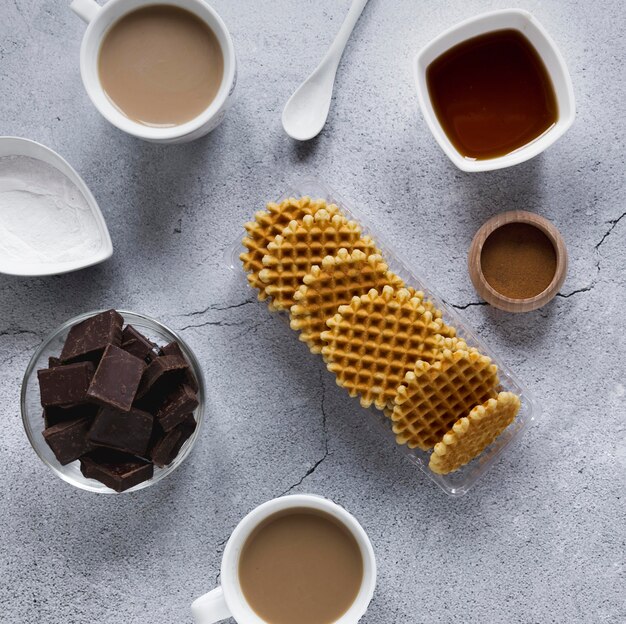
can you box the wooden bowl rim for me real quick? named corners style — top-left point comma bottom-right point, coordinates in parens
top-left (468, 210), bottom-right (568, 312)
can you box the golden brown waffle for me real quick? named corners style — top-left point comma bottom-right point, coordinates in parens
top-left (320, 286), bottom-right (447, 410)
top-left (240, 197), bottom-right (340, 300)
top-left (429, 391), bottom-right (521, 474)
top-left (290, 249), bottom-right (405, 354)
top-left (432, 335), bottom-right (480, 355)
top-left (402, 289), bottom-right (450, 326)
top-left (259, 209), bottom-right (379, 311)
top-left (391, 348), bottom-right (500, 450)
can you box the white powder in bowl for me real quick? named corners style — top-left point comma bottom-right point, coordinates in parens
top-left (0, 155), bottom-right (103, 263)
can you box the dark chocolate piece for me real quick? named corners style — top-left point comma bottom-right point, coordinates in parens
top-left (43, 417), bottom-right (95, 465)
top-left (150, 428), bottom-right (183, 468)
top-left (60, 309), bottom-right (123, 363)
top-left (86, 344), bottom-right (146, 412)
top-left (37, 362), bottom-right (95, 407)
top-left (170, 414), bottom-right (197, 458)
top-left (156, 384), bottom-right (198, 431)
top-left (43, 403), bottom-right (99, 428)
top-left (88, 407), bottom-right (153, 456)
top-left (80, 449), bottom-right (153, 492)
top-left (150, 414), bottom-right (197, 467)
top-left (136, 354), bottom-right (188, 400)
top-left (122, 325), bottom-right (159, 363)
top-left (161, 341), bottom-right (199, 392)
top-left (48, 356), bottom-right (62, 368)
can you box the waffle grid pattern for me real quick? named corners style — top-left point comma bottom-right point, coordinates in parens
top-left (259, 209), bottom-right (378, 310)
top-left (321, 286), bottom-right (446, 410)
top-left (290, 248), bottom-right (405, 354)
top-left (240, 197), bottom-right (339, 299)
top-left (391, 349), bottom-right (500, 450)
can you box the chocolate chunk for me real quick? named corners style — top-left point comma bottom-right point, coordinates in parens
top-left (150, 428), bottom-right (183, 468)
top-left (161, 341), bottom-right (199, 392)
top-left (122, 325), bottom-right (159, 363)
top-left (88, 407), bottom-right (153, 456)
top-left (37, 362), bottom-right (95, 407)
top-left (80, 449), bottom-right (153, 492)
top-left (43, 403), bottom-right (99, 428)
top-left (156, 384), bottom-right (198, 431)
top-left (86, 344), bottom-right (146, 412)
top-left (170, 414), bottom-right (197, 458)
top-left (160, 342), bottom-right (183, 358)
top-left (43, 417), bottom-right (95, 465)
top-left (136, 354), bottom-right (188, 400)
top-left (60, 309), bottom-right (123, 364)
top-left (150, 414), bottom-right (197, 467)
top-left (48, 356), bottom-right (62, 368)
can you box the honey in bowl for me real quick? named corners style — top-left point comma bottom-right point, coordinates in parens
top-left (426, 29), bottom-right (558, 160)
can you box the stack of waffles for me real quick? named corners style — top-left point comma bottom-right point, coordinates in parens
top-left (241, 197), bottom-right (521, 474)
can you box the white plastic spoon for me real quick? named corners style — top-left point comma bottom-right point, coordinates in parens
top-left (282, 0), bottom-right (369, 141)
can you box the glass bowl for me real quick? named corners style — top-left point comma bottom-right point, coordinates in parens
top-left (21, 310), bottom-right (205, 494)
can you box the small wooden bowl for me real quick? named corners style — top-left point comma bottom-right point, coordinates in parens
top-left (468, 210), bottom-right (568, 313)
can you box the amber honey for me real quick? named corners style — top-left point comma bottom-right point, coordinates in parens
top-left (426, 29), bottom-right (558, 160)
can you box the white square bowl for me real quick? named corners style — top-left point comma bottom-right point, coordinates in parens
top-left (414, 9), bottom-right (576, 172)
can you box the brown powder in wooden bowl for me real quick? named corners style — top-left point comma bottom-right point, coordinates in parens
top-left (480, 223), bottom-right (557, 300)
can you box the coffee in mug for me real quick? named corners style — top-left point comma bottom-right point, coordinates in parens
top-left (239, 508), bottom-right (364, 624)
top-left (98, 5), bottom-right (224, 127)
top-left (191, 494), bottom-right (376, 624)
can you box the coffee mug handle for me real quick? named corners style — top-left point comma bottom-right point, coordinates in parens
top-left (70, 0), bottom-right (101, 24)
top-left (191, 586), bottom-right (232, 624)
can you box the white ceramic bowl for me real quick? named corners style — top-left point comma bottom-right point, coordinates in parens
top-left (0, 136), bottom-right (112, 276)
top-left (414, 9), bottom-right (576, 172)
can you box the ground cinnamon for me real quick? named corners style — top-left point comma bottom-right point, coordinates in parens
top-left (480, 223), bottom-right (557, 299)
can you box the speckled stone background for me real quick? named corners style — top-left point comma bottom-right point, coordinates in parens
top-left (1, 0), bottom-right (624, 622)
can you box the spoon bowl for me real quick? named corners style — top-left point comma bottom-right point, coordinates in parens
top-left (282, 64), bottom-right (337, 141)
top-left (282, 0), bottom-right (368, 141)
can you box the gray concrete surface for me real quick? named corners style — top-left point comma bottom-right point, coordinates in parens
top-left (1, 0), bottom-right (625, 622)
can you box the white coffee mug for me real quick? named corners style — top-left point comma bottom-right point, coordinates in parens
top-left (192, 494), bottom-right (377, 624)
top-left (70, 0), bottom-right (237, 143)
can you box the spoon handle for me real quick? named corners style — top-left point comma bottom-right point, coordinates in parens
top-left (322, 0), bottom-right (369, 72)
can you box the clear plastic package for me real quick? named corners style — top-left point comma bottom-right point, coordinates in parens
top-left (226, 177), bottom-right (539, 496)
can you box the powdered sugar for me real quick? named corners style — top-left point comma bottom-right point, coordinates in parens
top-left (0, 155), bottom-right (103, 264)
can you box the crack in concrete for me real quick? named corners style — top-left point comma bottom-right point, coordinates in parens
top-left (279, 369), bottom-right (330, 497)
top-left (558, 210), bottom-right (626, 298)
top-left (556, 286), bottom-right (593, 299)
top-left (0, 328), bottom-right (39, 339)
top-left (178, 298), bottom-right (257, 319)
top-left (448, 301), bottom-right (488, 310)
top-left (594, 211), bottom-right (626, 252)
top-left (177, 319), bottom-right (248, 332)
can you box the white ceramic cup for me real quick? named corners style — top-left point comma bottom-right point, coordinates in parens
top-left (192, 494), bottom-right (377, 624)
top-left (70, 0), bottom-right (237, 143)
top-left (414, 9), bottom-right (575, 172)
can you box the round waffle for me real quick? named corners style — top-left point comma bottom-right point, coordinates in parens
top-left (290, 249), bottom-right (405, 354)
top-left (429, 391), bottom-right (521, 474)
top-left (320, 286), bottom-right (447, 410)
top-left (240, 197), bottom-right (339, 300)
top-left (391, 348), bottom-right (500, 450)
top-left (259, 209), bottom-right (379, 311)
